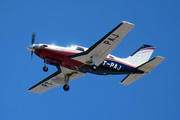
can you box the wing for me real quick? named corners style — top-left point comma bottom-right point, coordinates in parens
top-left (68, 21), bottom-right (134, 65)
top-left (28, 66), bottom-right (86, 93)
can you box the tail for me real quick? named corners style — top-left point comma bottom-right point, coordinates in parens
top-left (120, 56), bottom-right (165, 85)
top-left (124, 44), bottom-right (155, 67)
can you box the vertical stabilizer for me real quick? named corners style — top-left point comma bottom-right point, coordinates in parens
top-left (125, 44), bottom-right (155, 67)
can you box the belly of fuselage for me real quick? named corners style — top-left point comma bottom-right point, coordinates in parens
top-left (34, 48), bottom-right (84, 70)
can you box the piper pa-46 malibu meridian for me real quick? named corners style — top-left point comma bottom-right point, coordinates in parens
top-left (26, 21), bottom-right (164, 93)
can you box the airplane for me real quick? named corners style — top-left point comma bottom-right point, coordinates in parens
top-left (26, 21), bottom-right (164, 93)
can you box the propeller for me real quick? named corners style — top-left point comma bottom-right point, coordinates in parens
top-left (32, 32), bottom-right (35, 45)
top-left (31, 32), bottom-right (35, 59)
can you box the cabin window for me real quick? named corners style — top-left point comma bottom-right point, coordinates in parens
top-left (76, 47), bottom-right (84, 52)
top-left (109, 55), bottom-right (114, 59)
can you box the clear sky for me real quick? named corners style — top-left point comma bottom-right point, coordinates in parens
top-left (0, 0), bottom-right (180, 120)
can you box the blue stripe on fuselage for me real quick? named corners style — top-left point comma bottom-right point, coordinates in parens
top-left (100, 59), bottom-right (136, 72)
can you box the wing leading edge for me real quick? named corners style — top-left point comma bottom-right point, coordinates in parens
top-left (67, 21), bottom-right (134, 66)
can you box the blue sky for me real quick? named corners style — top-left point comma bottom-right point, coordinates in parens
top-left (0, 0), bottom-right (180, 119)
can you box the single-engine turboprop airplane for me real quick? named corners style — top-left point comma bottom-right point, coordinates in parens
top-left (26, 21), bottom-right (164, 93)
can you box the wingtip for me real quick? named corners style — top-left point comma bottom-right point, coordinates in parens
top-left (122, 21), bottom-right (134, 25)
top-left (155, 56), bottom-right (165, 60)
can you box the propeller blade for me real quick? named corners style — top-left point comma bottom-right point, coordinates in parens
top-left (32, 32), bottom-right (35, 45)
top-left (31, 32), bottom-right (35, 59)
top-left (31, 51), bottom-right (33, 59)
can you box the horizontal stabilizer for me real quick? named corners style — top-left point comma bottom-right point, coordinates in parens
top-left (137, 56), bottom-right (165, 73)
top-left (120, 56), bottom-right (164, 85)
top-left (120, 73), bottom-right (147, 85)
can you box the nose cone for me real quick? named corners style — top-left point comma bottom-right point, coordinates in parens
top-left (26, 46), bottom-right (34, 51)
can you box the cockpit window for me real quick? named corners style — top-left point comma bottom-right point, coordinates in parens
top-left (43, 45), bottom-right (48, 47)
top-left (76, 46), bottom-right (84, 52)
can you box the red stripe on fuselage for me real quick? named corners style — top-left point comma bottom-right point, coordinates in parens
top-left (140, 47), bottom-right (155, 51)
top-left (34, 48), bottom-right (84, 70)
